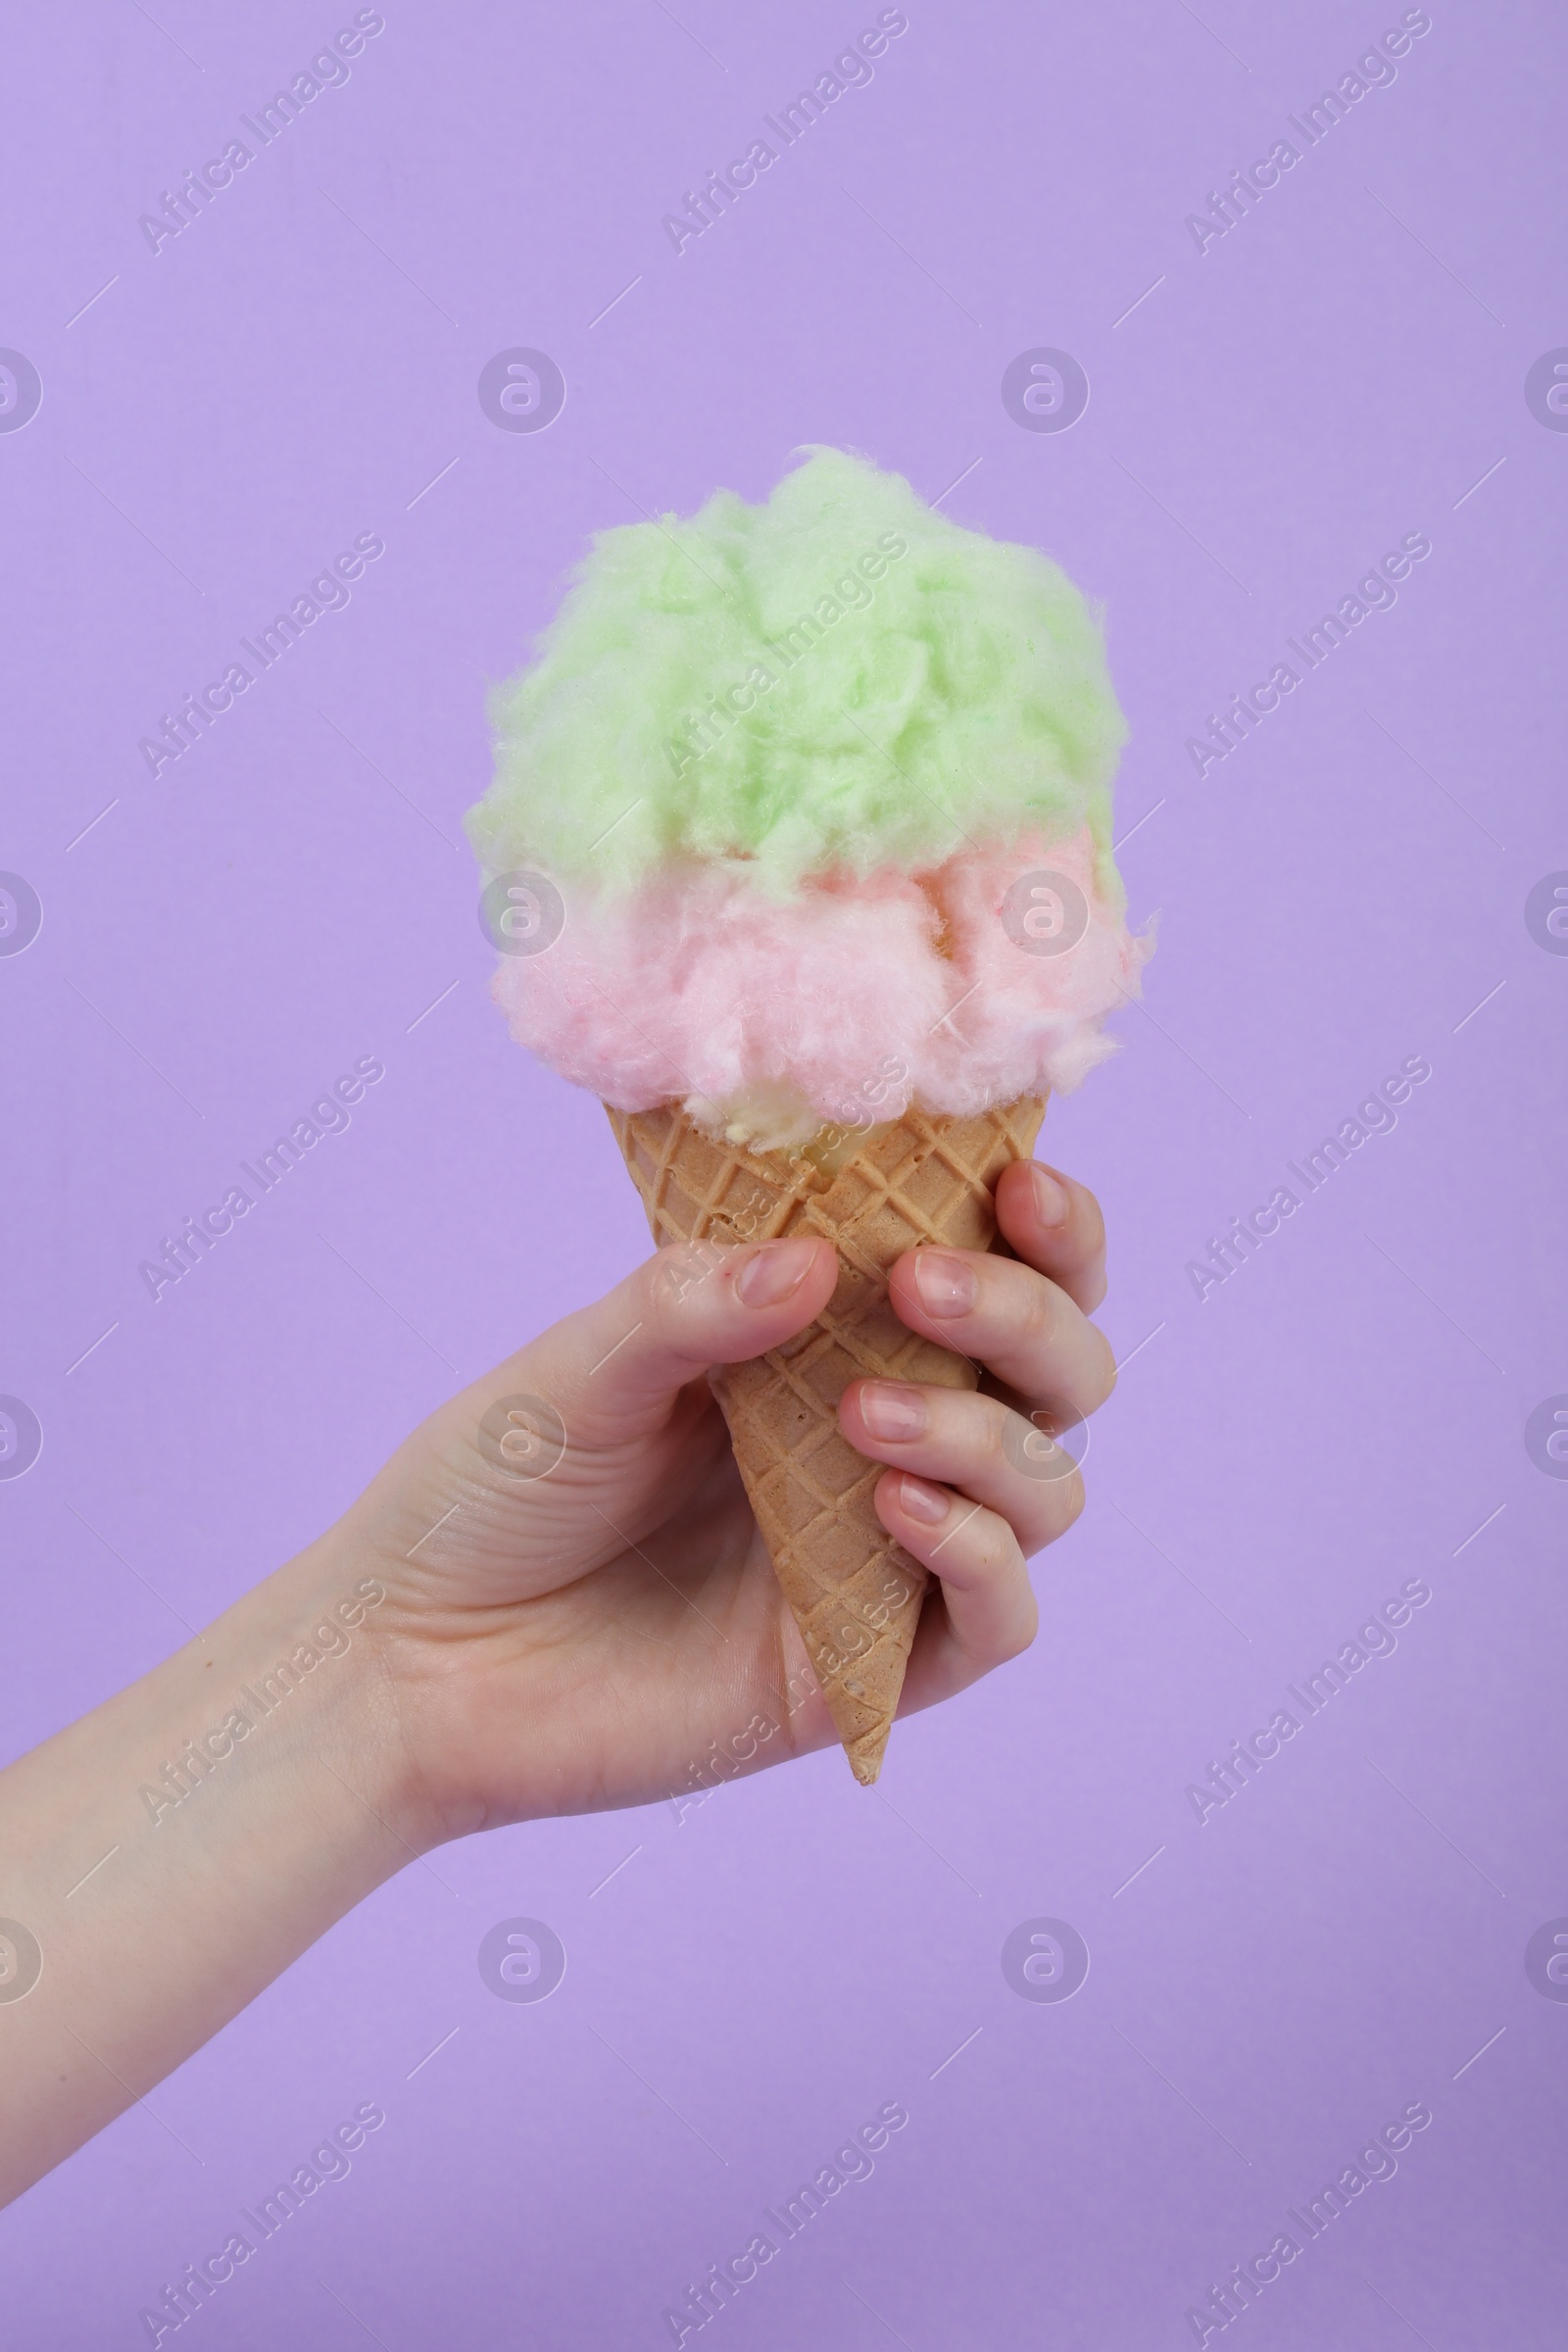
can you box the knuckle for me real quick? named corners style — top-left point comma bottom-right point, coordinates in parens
top-left (979, 1396), bottom-right (1014, 1469)
top-left (973, 1513), bottom-right (1022, 1579)
top-left (1027, 1471), bottom-right (1085, 1545)
top-left (1020, 1477), bottom-right (1081, 1552)
top-left (1020, 1268), bottom-right (1062, 1353)
top-left (999, 1591), bottom-right (1040, 1661)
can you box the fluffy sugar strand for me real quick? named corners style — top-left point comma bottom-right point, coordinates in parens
top-left (491, 827), bottom-right (1151, 1134)
top-left (468, 447), bottom-right (1129, 901)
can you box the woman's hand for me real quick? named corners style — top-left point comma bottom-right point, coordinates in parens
top-left (0, 1156), bottom-right (1112, 2202)
top-left (348, 1155), bottom-right (1116, 1843)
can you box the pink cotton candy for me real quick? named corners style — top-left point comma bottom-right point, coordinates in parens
top-left (491, 827), bottom-right (1151, 1137)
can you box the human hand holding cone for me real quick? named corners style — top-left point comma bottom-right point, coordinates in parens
top-left (609, 1096), bottom-right (1047, 1782)
top-left (467, 447), bottom-right (1149, 1782)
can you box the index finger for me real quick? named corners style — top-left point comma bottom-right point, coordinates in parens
top-left (993, 1159), bottom-right (1106, 1315)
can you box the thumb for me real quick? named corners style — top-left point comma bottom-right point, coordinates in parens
top-left (522, 1235), bottom-right (838, 1447)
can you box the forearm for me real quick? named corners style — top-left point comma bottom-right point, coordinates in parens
top-left (0, 1536), bottom-right (416, 2205)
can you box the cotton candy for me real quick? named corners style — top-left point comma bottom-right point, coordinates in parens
top-left (468, 446), bottom-right (1128, 904)
top-left (489, 827), bottom-right (1150, 1145)
top-left (468, 448), bottom-right (1148, 1136)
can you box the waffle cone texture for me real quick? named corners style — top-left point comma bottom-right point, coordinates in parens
top-left (607, 1096), bottom-right (1048, 1784)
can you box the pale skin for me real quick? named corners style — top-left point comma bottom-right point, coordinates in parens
top-left (0, 1156), bottom-right (1114, 2207)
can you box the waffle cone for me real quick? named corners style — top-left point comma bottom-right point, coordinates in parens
top-left (606, 1095), bottom-right (1048, 1783)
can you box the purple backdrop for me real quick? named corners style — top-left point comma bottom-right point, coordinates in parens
top-left (4, 2), bottom-right (1565, 2343)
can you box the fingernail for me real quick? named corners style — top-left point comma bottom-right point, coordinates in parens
top-left (898, 1473), bottom-right (950, 1525)
top-left (912, 1250), bottom-right (978, 1318)
top-left (735, 1237), bottom-right (820, 1306)
top-left (1031, 1165), bottom-right (1069, 1228)
top-left (859, 1381), bottom-right (928, 1442)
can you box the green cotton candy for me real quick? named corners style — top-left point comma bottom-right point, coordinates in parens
top-left (467, 445), bottom-right (1128, 902)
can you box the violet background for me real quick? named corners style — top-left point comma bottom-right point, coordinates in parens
top-left (3, 2), bottom-right (1566, 2343)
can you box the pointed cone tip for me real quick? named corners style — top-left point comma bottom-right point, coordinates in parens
top-left (847, 1728), bottom-right (892, 1786)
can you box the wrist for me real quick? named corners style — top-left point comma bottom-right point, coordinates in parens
top-left (205, 1534), bottom-right (429, 1855)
